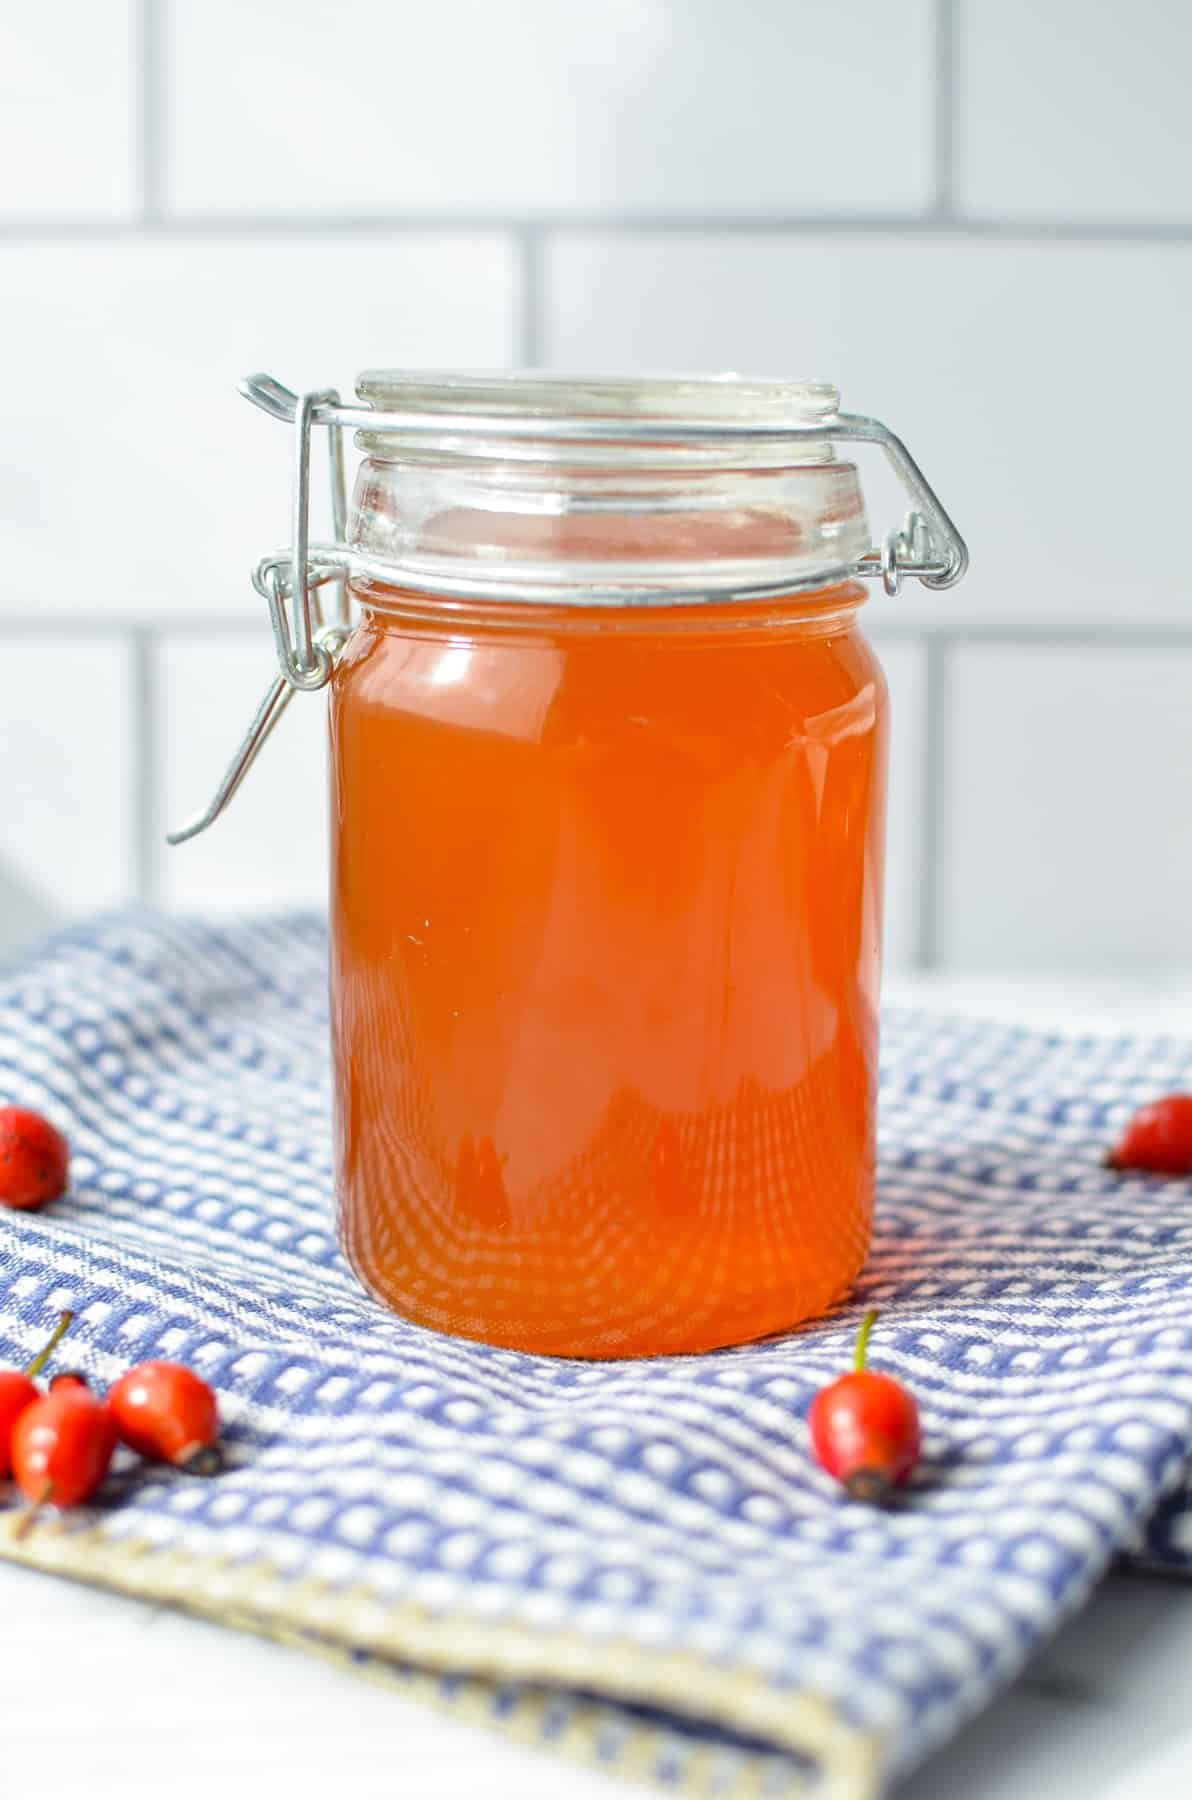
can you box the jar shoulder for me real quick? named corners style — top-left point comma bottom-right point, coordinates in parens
top-left (334, 606), bottom-right (885, 752)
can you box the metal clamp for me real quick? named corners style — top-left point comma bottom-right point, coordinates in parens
top-left (165, 377), bottom-right (351, 844)
top-left (240, 375), bottom-right (966, 675)
top-left (168, 372), bottom-right (968, 845)
top-left (166, 617), bottom-right (354, 845)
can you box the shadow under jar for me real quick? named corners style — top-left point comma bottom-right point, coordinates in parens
top-left (329, 374), bottom-right (892, 1356)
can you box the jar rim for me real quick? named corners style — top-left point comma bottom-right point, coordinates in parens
top-left (353, 370), bottom-right (847, 472)
top-left (355, 369), bottom-right (841, 429)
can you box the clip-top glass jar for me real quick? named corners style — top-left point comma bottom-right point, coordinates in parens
top-left (173, 371), bottom-right (967, 1357)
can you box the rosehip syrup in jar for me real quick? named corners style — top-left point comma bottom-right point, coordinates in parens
top-left (332, 582), bottom-right (885, 1356)
top-left (329, 373), bottom-right (904, 1357)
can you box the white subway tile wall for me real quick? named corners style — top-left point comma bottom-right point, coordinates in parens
top-left (156, 632), bottom-right (327, 913)
top-left (0, 235), bottom-right (519, 622)
top-left (1, 1), bottom-right (1190, 973)
top-left (0, 635), bottom-right (136, 929)
top-left (0, 4), bottom-right (140, 221)
top-left (957, 0), bottom-right (1192, 224)
top-left (162, 0), bottom-right (937, 218)
top-left (942, 646), bottom-right (1192, 969)
top-left (543, 234), bottom-right (1192, 627)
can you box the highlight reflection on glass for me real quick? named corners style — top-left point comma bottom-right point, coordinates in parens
top-left (429, 644), bottom-right (473, 687)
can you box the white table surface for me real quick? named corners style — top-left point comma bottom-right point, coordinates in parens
top-left (4, 970), bottom-right (1192, 1799)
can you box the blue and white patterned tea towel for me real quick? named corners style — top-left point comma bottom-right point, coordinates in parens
top-left (1, 911), bottom-right (1191, 1800)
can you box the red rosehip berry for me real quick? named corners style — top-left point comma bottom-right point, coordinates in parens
top-left (11, 1383), bottom-right (116, 1510)
top-left (0, 1310), bottom-right (74, 1476)
top-left (1106, 1095), bottom-right (1192, 1175)
top-left (107, 1361), bottom-right (221, 1472)
top-left (0, 1373), bottom-right (39, 1478)
top-left (0, 1108), bottom-right (69, 1211)
top-left (808, 1310), bottom-right (921, 1502)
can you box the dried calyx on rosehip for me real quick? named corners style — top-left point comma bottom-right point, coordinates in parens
top-left (808, 1310), bottom-right (921, 1503)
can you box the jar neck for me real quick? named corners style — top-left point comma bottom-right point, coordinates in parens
top-left (348, 577), bottom-right (869, 642)
top-left (347, 448), bottom-right (870, 608)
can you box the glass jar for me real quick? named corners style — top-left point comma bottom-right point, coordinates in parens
top-left (176, 371), bottom-right (967, 1357)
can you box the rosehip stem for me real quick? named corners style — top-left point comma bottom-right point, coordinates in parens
top-left (13, 1481), bottom-right (53, 1542)
top-left (853, 1308), bottom-right (878, 1373)
top-left (22, 1311), bottom-right (74, 1381)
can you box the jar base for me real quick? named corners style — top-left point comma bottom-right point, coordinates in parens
top-left (341, 1239), bottom-right (867, 1360)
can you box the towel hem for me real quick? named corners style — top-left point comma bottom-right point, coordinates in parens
top-left (0, 1513), bottom-right (882, 1799)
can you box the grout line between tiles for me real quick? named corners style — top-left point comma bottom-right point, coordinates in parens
top-left (933, 0), bottom-right (958, 219)
top-left (2, 214), bottom-right (1192, 245)
top-left (131, 628), bottom-right (159, 905)
top-left (139, 0), bottom-right (163, 226)
top-left (916, 638), bottom-right (950, 972)
top-left (517, 226), bottom-right (544, 368)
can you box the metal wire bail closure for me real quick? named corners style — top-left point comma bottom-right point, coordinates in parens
top-left (167, 373), bottom-right (969, 844)
top-left (165, 379), bottom-right (351, 845)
